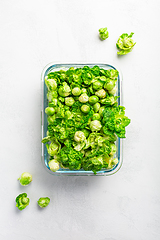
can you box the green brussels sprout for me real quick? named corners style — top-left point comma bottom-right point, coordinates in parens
top-left (99, 106), bottom-right (105, 116)
top-left (18, 172), bottom-right (32, 186)
top-left (116, 32), bottom-right (136, 55)
top-left (48, 159), bottom-right (60, 172)
top-left (108, 87), bottom-right (117, 95)
top-left (72, 87), bottom-right (81, 96)
top-left (111, 158), bottom-right (118, 165)
top-left (45, 107), bottom-right (55, 116)
top-left (81, 105), bottom-right (90, 113)
top-left (37, 197), bottom-right (50, 208)
top-left (65, 110), bottom-right (72, 119)
top-left (88, 95), bottom-right (99, 105)
top-left (74, 131), bottom-right (86, 142)
top-left (99, 27), bottom-right (109, 40)
top-left (65, 97), bottom-right (75, 106)
top-left (93, 102), bottom-right (101, 113)
top-left (95, 89), bottom-right (106, 98)
top-left (47, 115), bottom-right (56, 124)
top-left (92, 113), bottom-right (101, 120)
top-left (81, 88), bottom-right (87, 93)
top-left (47, 91), bottom-right (58, 102)
top-left (58, 82), bottom-right (71, 97)
top-left (47, 142), bottom-right (59, 156)
top-left (92, 80), bottom-right (103, 90)
top-left (79, 93), bottom-right (89, 103)
top-left (104, 80), bottom-right (115, 91)
top-left (90, 120), bottom-right (102, 132)
top-left (45, 78), bottom-right (57, 91)
top-left (16, 193), bottom-right (30, 210)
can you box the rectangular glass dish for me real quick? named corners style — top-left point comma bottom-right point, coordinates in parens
top-left (41, 63), bottom-right (123, 176)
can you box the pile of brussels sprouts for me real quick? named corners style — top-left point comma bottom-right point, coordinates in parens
top-left (42, 65), bottom-right (130, 174)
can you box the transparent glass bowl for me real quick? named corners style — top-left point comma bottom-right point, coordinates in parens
top-left (41, 63), bottom-right (123, 176)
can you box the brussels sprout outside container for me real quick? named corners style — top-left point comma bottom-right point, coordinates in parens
top-left (41, 63), bottom-right (123, 176)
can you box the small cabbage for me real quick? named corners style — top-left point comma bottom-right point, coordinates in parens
top-left (45, 78), bottom-right (57, 91)
top-left (45, 107), bottom-right (55, 116)
top-left (37, 197), bottom-right (50, 208)
top-left (74, 131), bottom-right (86, 142)
top-left (89, 95), bottom-right (99, 105)
top-left (18, 172), bottom-right (32, 186)
top-left (116, 32), bottom-right (136, 55)
top-left (93, 102), bottom-right (101, 113)
top-left (90, 120), bottom-right (102, 132)
top-left (48, 159), bottom-right (60, 172)
top-left (16, 193), bottom-right (30, 210)
top-left (72, 87), bottom-right (81, 96)
top-left (65, 97), bottom-right (75, 106)
top-left (79, 93), bottom-right (89, 103)
top-left (95, 89), bottom-right (106, 98)
top-left (92, 80), bottom-right (103, 90)
top-left (47, 142), bottom-right (59, 156)
top-left (99, 27), bottom-right (109, 40)
top-left (81, 104), bottom-right (90, 113)
top-left (58, 82), bottom-right (71, 97)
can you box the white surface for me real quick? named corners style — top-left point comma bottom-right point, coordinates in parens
top-left (0, 0), bottom-right (160, 239)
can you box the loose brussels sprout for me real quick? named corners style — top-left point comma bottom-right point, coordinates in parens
top-left (48, 159), bottom-right (60, 172)
top-left (93, 102), bottom-right (101, 113)
top-left (92, 113), bottom-right (101, 121)
top-left (74, 131), bottom-right (86, 142)
top-left (16, 193), bottom-right (30, 210)
top-left (95, 89), bottom-right (106, 98)
top-left (79, 93), bottom-right (89, 103)
top-left (18, 172), bottom-right (32, 186)
top-left (45, 78), bottom-right (57, 91)
top-left (81, 104), bottom-right (90, 113)
top-left (104, 80), bottom-right (115, 91)
top-left (37, 197), bottom-right (50, 208)
top-left (116, 32), bottom-right (136, 55)
top-left (47, 115), bottom-right (56, 124)
top-left (45, 107), bottom-right (55, 116)
top-left (89, 95), bottom-right (99, 105)
top-left (65, 110), bottom-right (72, 119)
top-left (65, 97), bottom-right (75, 106)
top-left (58, 82), bottom-right (71, 97)
top-left (72, 87), bottom-right (81, 96)
top-left (47, 142), bottom-right (59, 156)
top-left (92, 80), bottom-right (103, 90)
top-left (99, 27), bottom-right (109, 40)
top-left (47, 91), bottom-right (58, 102)
top-left (90, 120), bottom-right (102, 132)
top-left (108, 87), bottom-right (117, 95)
top-left (99, 106), bottom-right (105, 116)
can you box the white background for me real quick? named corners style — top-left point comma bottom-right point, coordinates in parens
top-left (0, 0), bottom-right (160, 239)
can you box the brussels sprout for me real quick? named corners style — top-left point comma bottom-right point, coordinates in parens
top-left (74, 131), bottom-right (86, 142)
top-left (99, 106), bottom-right (105, 116)
top-left (45, 78), bottom-right (57, 91)
top-left (47, 115), bottom-right (56, 124)
top-left (112, 158), bottom-right (118, 165)
top-left (72, 87), bottom-right (81, 96)
top-left (45, 107), bottom-right (55, 116)
top-left (18, 172), bottom-right (32, 186)
top-left (99, 27), bottom-right (109, 40)
top-left (47, 142), bottom-right (59, 156)
top-left (79, 93), bottom-right (89, 103)
top-left (58, 82), bottom-right (71, 97)
top-left (104, 80), bottom-right (115, 91)
top-left (81, 88), bottom-right (87, 93)
top-left (89, 95), bottom-right (99, 105)
top-left (108, 87), bottom-right (117, 95)
top-left (90, 120), bottom-right (102, 132)
top-left (37, 197), bottom-right (50, 208)
top-left (92, 113), bottom-right (101, 121)
top-left (65, 97), bottom-right (75, 106)
top-left (116, 32), bottom-right (136, 55)
top-left (48, 159), bottom-right (60, 172)
top-left (92, 80), bottom-right (103, 90)
top-left (47, 91), bottom-right (58, 102)
top-left (16, 193), bottom-right (30, 210)
top-left (95, 89), bottom-right (106, 98)
top-left (81, 105), bottom-right (90, 113)
top-left (93, 102), bottom-right (101, 113)
top-left (65, 110), bottom-right (72, 119)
